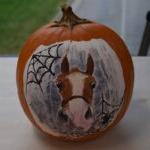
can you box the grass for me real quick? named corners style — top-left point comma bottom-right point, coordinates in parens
top-left (0, 0), bottom-right (66, 55)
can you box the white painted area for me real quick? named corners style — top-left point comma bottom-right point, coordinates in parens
top-left (29, 108), bottom-right (63, 137)
top-left (23, 38), bottom-right (125, 136)
top-left (92, 39), bottom-right (125, 101)
top-left (67, 72), bottom-right (87, 96)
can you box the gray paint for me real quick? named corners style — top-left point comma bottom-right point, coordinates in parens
top-left (24, 39), bottom-right (125, 137)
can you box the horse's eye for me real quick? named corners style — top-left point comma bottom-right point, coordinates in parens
top-left (56, 81), bottom-right (63, 91)
top-left (91, 81), bottom-right (96, 89)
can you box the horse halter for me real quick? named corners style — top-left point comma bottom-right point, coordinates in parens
top-left (62, 95), bottom-right (89, 107)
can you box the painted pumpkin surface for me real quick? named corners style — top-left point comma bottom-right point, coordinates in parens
top-left (16, 5), bottom-right (134, 141)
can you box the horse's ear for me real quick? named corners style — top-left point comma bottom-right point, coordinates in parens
top-left (61, 55), bottom-right (69, 73)
top-left (86, 54), bottom-right (94, 75)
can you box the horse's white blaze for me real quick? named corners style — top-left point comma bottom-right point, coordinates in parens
top-left (67, 72), bottom-right (87, 96)
top-left (66, 98), bottom-right (93, 130)
top-left (66, 72), bottom-right (93, 130)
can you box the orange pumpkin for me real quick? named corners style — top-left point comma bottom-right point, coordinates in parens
top-left (16, 5), bottom-right (134, 141)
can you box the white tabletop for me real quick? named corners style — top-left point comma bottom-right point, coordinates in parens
top-left (0, 57), bottom-right (150, 150)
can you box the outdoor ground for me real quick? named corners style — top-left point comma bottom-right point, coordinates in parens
top-left (0, 0), bottom-right (65, 55)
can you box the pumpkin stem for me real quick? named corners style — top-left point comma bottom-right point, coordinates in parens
top-left (52, 4), bottom-right (91, 29)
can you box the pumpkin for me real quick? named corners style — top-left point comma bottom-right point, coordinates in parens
top-left (16, 5), bottom-right (134, 141)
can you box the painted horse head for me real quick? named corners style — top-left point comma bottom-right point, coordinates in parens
top-left (56, 54), bottom-right (96, 131)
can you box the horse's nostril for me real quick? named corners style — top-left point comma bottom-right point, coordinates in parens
top-left (58, 110), bottom-right (68, 122)
top-left (85, 107), bottom-right (92, 119)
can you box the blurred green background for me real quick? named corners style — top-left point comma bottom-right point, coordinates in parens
top-left (0, 0), bottom-right (66, 55)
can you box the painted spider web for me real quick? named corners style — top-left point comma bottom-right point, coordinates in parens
top-left (91, 93), bottom-right (124, 129)
top-left (26, 43), bottom-right (63, 94)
